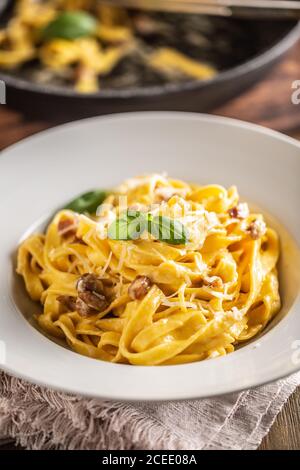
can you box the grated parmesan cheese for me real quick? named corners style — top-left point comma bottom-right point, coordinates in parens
top-left (161, 299), bottom-right (197, 309)
top-left (100, 251), bottom-right (113, 277)
top-left (201, 287), bottom-right (233, 300)
top-left (116, 244), bottom-right (127, 272)
top-left (230, 306), bottom-right (244, 321)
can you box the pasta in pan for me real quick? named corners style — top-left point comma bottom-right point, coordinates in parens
top-left (17, 174), bottom-right (280, 365)
top-left (0, 0), bottom-right (216, 93)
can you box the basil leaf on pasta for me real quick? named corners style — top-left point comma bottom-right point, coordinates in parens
top-left (108, 212), bottom-right (188, 244)
top-left (108, 212), bottom-right (147, 240)
top-left (148, 215), bottom-right (188, 245)
top-left (64, 190), bottom-right (107, 214)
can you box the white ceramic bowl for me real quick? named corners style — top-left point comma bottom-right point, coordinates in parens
top-left (0, 112), bottom-right (299, 401)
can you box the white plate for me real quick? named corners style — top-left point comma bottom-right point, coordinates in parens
top-left (0, 112), bottom-right (300, 401)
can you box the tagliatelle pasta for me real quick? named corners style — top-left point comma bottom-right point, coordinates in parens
top-left (17, 174), bottom-right (281, 365)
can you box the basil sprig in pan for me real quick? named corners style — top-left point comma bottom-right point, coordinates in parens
top-left (108, 211), bottom-right (188, 245)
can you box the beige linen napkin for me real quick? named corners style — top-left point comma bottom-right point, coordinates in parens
top-left (0, 371), bottom-right (299, 450)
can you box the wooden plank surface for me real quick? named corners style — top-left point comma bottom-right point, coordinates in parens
top-left (259, 387), bottom-right (300, 450)
top-left (214, 41), bottom-right (300, 133)
top-left (0, 40), bottom-right (300, 451)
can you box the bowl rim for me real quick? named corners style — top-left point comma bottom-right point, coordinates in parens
top-left (0, 21), bottom-right (299, 99)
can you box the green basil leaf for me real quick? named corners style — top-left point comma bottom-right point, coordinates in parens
top-left (41, 11), bottom-right (97, 40)
top-left (108, 212), bottom-right (147, 240)
top-left (64, 190), bottom-right (107, 214)
top-left (107, 211), bottom-right (188, 244)
top-left (148, 215), bottom-right (188, 245)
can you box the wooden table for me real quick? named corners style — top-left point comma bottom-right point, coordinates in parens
top-left (1, 40), bottom-right (300, 451)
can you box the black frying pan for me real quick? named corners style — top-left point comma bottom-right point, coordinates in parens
top-left (0, 0), bottom-right (299, 119)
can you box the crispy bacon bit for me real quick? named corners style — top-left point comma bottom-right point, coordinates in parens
top-left (74, 63), bottom-right (95, 84)
top-left (203, 276), bottom-right (223, 290)
top-left (58, 218), bottom-right (78, 239)
top-left (73, 236), bottom-right (86, 245)
top-left (133, 14), bottom-right (168, 36)
top-left (57, 295), bottom-right (77, 311)
top-left (57, 274), bottom-right (110, 317)
top-left (101, 278), bottom-right (114, 287)
top-left (228, 203), bottom-right (249, 219)
top-left (247, 219), bottom-right (267, 240)
top-left (75, 297), bottom-right (95, 317)
top-left (77, 273), bottom-right (104, 295)
top-left (128, 275), bottom-right (152, 300)
top-left (78, 291), bottom-right (108, 311)
top-left (75, 273), bottom-right (108, 316)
